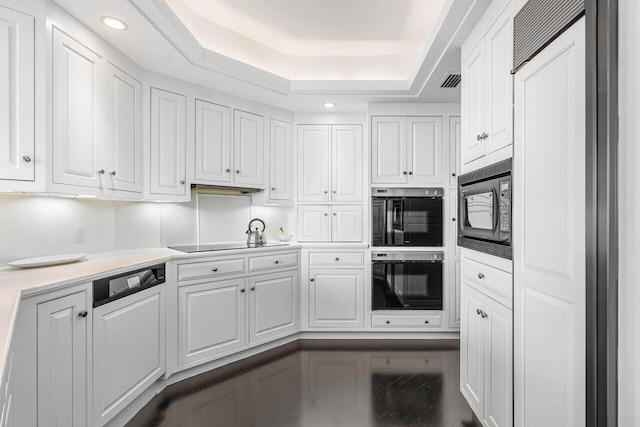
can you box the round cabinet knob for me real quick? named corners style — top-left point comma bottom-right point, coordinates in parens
top-left (236, 170), bottom-right (240, 174)
top-left (409, 171), bottom-right (413, 175)
top-left (110, 171), bottom-right (117, 176)
top-left (324, 190), bottom-right (328, 194)
top-left (452, 172), bottom-right (456, 177)
top-left (98, 169), bottom-right (105, 175)
top-left (212, 267), bottom-right (218, 272)
top-left (250, 286), bottom-right (256, 291)
top-left (310, 278), bottom-right (315, 282)
top-left (226, 168), bottom-right (231, 173)
top-left (424, 320), bottom-right (429, 324)
top-left (386, 320), bottom-right (390, 324)
top-left (403, 171), bottom-right (408, 175)
top-left (274, 260), bottom-right (280, 264)
top-left (324, 213), bottom-right (328, 216)
top-left (179, 180), bottom-right (186, 185)
top-left (452, 218), bottom-right (456, 222)
top-left (78, 310), bottom-right (88, 318)
top-left (272, 187), bottom-right (276, 191)
top-left (478, 273), bottom-right (485, 279)
top-left (333, 190), bottom-right (337, 194)
top-left (335, 257), bottom-right (340, 261)
top-left (333, 213), bottom-right (337, 216)
top-left (477, 308), bottom-right (481, 315)
top-left (240, 289), bottom-right (246, 293)
top-left (22, 156), bottom-right (32, 163)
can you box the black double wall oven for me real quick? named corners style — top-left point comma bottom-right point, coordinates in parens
top-left (371, 188), bottom-right (445, 312)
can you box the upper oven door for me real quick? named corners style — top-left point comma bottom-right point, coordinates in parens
top-left (459, 178), bottom-right (500, 242)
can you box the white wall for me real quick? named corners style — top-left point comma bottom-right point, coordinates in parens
top-left (0, 191), bottom-right (294, 266)
top-left (618, 0), bottom-right (639, 423)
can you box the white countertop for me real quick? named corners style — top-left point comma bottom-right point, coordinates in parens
top-left (0, 244), bottom-right (302, 383)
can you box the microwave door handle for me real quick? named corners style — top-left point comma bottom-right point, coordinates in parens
top-left (492, 188), bottom-right (500, 233)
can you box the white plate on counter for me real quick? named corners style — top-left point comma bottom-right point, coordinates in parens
top-left (8, 253), bottom-right (88, 269)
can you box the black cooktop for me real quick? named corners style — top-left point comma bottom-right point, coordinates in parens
top-left (168, 242), bottom-right (289, 253)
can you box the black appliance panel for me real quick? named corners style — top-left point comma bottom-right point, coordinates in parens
top-left (93, 263), bottom-right (166, 308)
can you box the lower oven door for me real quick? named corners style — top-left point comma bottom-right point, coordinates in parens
top-left (372, 261), bottom-right (443, 310)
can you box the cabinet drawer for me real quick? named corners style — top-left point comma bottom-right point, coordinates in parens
top-left (178, 258), bottom-right (245, 281)
top-left (308, 252), bottom-right (364, 266)
top-left (249, 252), bottom-right (298, 272)
top-left (372, 314), bottom-right (442, 328)
top-left (462, 257), bottom-right (512, 301)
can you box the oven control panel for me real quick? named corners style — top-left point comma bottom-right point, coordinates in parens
top-left (499, 179), bottom-right (511, 233)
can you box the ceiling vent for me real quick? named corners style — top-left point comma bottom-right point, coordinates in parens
top-left (440, 73), bottom-right (461, 88)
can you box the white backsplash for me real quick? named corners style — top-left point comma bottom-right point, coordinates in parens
top-left (0, 191), bottom-right (294, 265)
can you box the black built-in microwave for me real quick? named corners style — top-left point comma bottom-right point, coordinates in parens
top-left (372, 188), bottom-right (443, 247)
top-left (458, 159), bottom-right (512, 259)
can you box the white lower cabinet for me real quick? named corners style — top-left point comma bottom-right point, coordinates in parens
top-left (308, 268), bottom-right (364, 328)
top-left (177, 278), bottom-right (247, 369)
top-left (298, 205), bottom-right (363, 242)
top-left (37, 290), bottom-right (90, 427)
top-left (93, 285), bottom-right (165, 426)
top-left (248, 271), bottom-right (299, 344)
top-left (461, 281), bottom-right (512, 427)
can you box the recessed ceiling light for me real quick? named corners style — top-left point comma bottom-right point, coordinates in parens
top-left (323, 102), bottom-right (335, 108)
top-left (100, 16), bottom-right (128, 31)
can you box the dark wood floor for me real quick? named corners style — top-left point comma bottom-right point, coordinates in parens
top-left (127, 340), bottom-right (480, 427)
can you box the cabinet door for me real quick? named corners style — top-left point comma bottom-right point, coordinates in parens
top-left (461, 42), bottom-right (485, 165)
top-left (248, 271), bottom-right (299, 344)
top-left (269, 119), bottom-right (292, 200)
top-left (0, 6), bottom-right (34, 181)
top-left (371, 116), bottom-right (407, 184)
top-left (178, 278), bottom-right (247, 368)
top-left (233, 110), bottom-right (264, 186)
top-left (483, 297), bottom-right (513, 427)
top-left (309, 269), bottom-right (364, 328)
top-left (449, 116), bottom-right (461, 187)
top-left (298, 125), bottom-right (330, 202)
top-left (37, 290), bottom-right (89, 427)
top-left (195, 100), bottom-right (232, 184)
top-left (331, 205), bottom-right (363, 242)
top-left (297, 205), bottom-right (330, 242)
top-left (407, 116), bottom-right (442, 184)
top-left (460, 282), bottom-right (485, 418)
top-left (150, 88), bottom-right (187, 196)
top-left (52, 28), bottom-right (103, 189)
top-left (514, 19), bottom-right (585, 427)
top-left (93, 287), bottom-right (165, 426)
top-left (449, 258), bottom-right (461, 328)
top-left (104, 65), bottom-right (142, 193)
top-left (331, 125), bottom-right (362, 202)
top-left (484, 6), bottom-right (514, 156)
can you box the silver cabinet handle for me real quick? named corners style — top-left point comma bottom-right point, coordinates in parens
top-left (110, 171), bottom-right (117, 176)
top-left (22, 156), bottom-right (32, 163)
top-left (98, 169), bottom-right (105, 175)
top-left (481, 311), bottom-right (488, 319)
top-left (477, 308), bottom-right (481, 315)
top-left (478, 273), bottom-right (485, 279)
top-left (179, 180), bottom-right (186, 185)
top-left (78, 310), bottom-right (88, 318)
top-left (477, 135), bottom-right (481, 141)
top-left (212, 267), bottom-right (218, 272)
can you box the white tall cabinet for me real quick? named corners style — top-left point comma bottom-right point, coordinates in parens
top-left (0, 5), bottom-right (35, 181)
top-left (513, 18), bottom-right (586, 427)
top-left (268, 119), bottom-right (292, 201)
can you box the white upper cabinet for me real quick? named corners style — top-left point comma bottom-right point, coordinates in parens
top-left (104, 65), bottom-right (142, 193)
top-left (268, 119), bottom-right (292, 201)
top-left (195, 100), bottom-right (232, 184)
top-left (149, 88), bottom-right (187, 198)
top-left (408, 117), bottom-right (443, 185)
top-left (233, 110), bottom-right (264, 186)
top-left (298, 124), bottom-right (362, 202)
top-left (298, 125), bottom-right (330, 202)
top-left (371, 116), bottom-right (443, 185)
top-left (331, 125), bottom-right (363, 202)
top-left (52, 28), bottom-right (103, 189)
top-left (371, 117), bottom-right (406, 184)
top-left (297, 205), bottom-right (330, 242)
top-left (461, 1), bottom-right (514, 173)
top-left (0, 6), bottom-right (34, 181)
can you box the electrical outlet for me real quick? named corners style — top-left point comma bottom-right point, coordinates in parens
top-left (75, 225), bottom-right (85, 243)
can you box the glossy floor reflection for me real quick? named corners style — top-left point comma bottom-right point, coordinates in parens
top-left (127, 340), bottom-right (479, 427)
